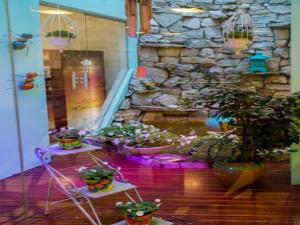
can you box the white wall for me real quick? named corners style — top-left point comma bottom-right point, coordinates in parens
top-left (0, 0), bottom-right (49, 179)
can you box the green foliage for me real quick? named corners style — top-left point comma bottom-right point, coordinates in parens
top-left (116, 200), bottom-right (160, 218)
top-left (226, 31), bottom-right (253, 40)
top-left (77, 166), bottom-right (114, 181)
top-left (100, 123), bottom-right (145, 139)
top-left (46, 30), bottom-right (76, 38)
top-left (89, 123), bottom-right (179, 147)
top-left (55, 129), bottom-right (82, 139)
top-left (183, 87), bottom-right (300, 163)
top-left (132, 127), bottom-right (179, 147)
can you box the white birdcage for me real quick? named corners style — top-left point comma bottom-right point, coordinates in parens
top-left (43, 9), bottom-right (79, 52)
top-left (223, 4), bottom-right (254, 54)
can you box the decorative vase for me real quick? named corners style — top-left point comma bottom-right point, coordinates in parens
top-left (123, 145), bottom-right (172, 155)
top-left (226, 38), bottom-right (251, 53)
top-left (125, 213), bottom-right (153, 225)
top-left (213, 161), bottom-right (265, 188)
top-left (85, 178), bottom-right (113, 193)
top-left (58, 138), bottom-right (82, 150)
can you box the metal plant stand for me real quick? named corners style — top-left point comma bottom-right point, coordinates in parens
top-left (35, 144), bottom-right (143, 225)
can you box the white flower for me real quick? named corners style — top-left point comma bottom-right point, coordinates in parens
top-left (166, 139), bottom-right (173, 143)
top-left (117, 167), bottom-right (122, 171)
top-left (112, 139), bottom-right (121, 145)
top-left (135, 129), bottom-right (142, 134)
top-left (103, 162), bottom-right (108, 165)
top-left (136, 211), bottom-right (144, 217)
top-left (108, 132), bottom-right (114, 136)
top-left (79, 130), bottom-right (86, 136)
top-left (127, 209), bottom-right (132, 213)
top-left (116, 201), bottom-right (123, 206)
top-left (78, 166), bottom-right (87, 172)
top-left (155, 199), bottom-right (161, 203)
top-left (126, 202), bottom-right (132, 205)
top-left (90, 169), bottom-right (97, 173)
top-left (60, 127), bottom-right (66, 131)
top-left (156, 203), bottom-right (162, 207)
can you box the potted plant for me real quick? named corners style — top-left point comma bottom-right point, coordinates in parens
top-left (116, 199), bottom-right (161, 225)
top-left (46, 30), bottom-right (76, 47)
top-left (225, 31), bottom-right (253, 52)
top-left (54, 129), bottom-right (84, 150)
top-left (181, 87), bottom-right (300, 188)
top-left (77, 166), bottom-right (115, 192)
top-left (123, 125), bottom-right (179, 154)
top-left (88, 122), bottom-right (179, 154)
top-left (87, 123), bottom-right (146, 146)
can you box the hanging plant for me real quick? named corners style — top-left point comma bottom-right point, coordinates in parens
top-left (42, 5), bottom-right (79, 52)
top-left (223, 4), bottom-right (254, 54)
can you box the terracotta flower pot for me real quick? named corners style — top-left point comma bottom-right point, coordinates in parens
top-left (85, 178), bottom-right (113, 193)
top-left (58, 138), bottom-right (82, 150)
top-left (125, 213), bottom-right (153, 225)
top-left (123, 144), bottom-right (172, 155)
top-left (227, 38), bottom-right (251, 52)
top-left (213, 161), bottom-right (265, 188)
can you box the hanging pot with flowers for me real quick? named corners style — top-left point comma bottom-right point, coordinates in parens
top-left (116, 199), bottom-right (161, 225)
top-left (46, 30), bottom-right (77, 50)
top-left (223, 4), bottom-right (254, 54)
top-left (77, 166), bottom-right (115, 192)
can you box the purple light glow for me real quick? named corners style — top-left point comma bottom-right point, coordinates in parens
top-left (126, 154), bottom-right (209, 169)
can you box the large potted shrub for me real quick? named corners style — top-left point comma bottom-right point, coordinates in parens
top-left (116, 199), bottom-right (161, 225)
top-left (182, 87), bottom-right (300, 188)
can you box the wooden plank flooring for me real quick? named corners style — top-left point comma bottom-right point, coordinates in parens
top-left (1, 149), bottom-right (300, 225)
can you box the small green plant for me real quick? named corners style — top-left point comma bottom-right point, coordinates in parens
top-left (77, 165), bottom-right (115, 181)
top-left (54, 129), bottom-right (83, 140)
top-left (116, 199), bottom-right (161, 218)
top-left (46, 30), bottom-right (76, 38)
top-left (226, 31), bottom-right (253, 40)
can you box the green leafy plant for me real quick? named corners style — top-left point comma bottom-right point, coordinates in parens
top-left (116, 199), bottom-right (161, 218)
top-left (89, 122), bottom-right (179, 147)
top-left (226, 31), bottom-right (253, 40)
top-left (130, 126), bottom-right (179, 147)
top-left (54, 129), bottom-right (84, 140)
top-left (181, 87), bottom-right (300, 163)
top-left (77, 166), bottom-right (115, 181)
top-left (46, 30), bottom-right (76, 38)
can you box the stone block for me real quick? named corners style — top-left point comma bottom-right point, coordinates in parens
top-left (158, 48), bottom-right (181, 56)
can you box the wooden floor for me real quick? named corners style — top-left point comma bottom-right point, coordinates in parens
top-left (1, 149), bottom-right (300, 225)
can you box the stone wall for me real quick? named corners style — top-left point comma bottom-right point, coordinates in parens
top-left (121, 0), bottom-right (291, 113)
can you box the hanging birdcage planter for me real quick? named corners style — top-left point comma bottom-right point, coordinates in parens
top-left (223, 5), bottom-right (254, 54)
top-left (43, 9), bottom-right (79, 52)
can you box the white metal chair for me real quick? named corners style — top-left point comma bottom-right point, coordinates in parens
top-left (35, 146), bottom-right (143, 225)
